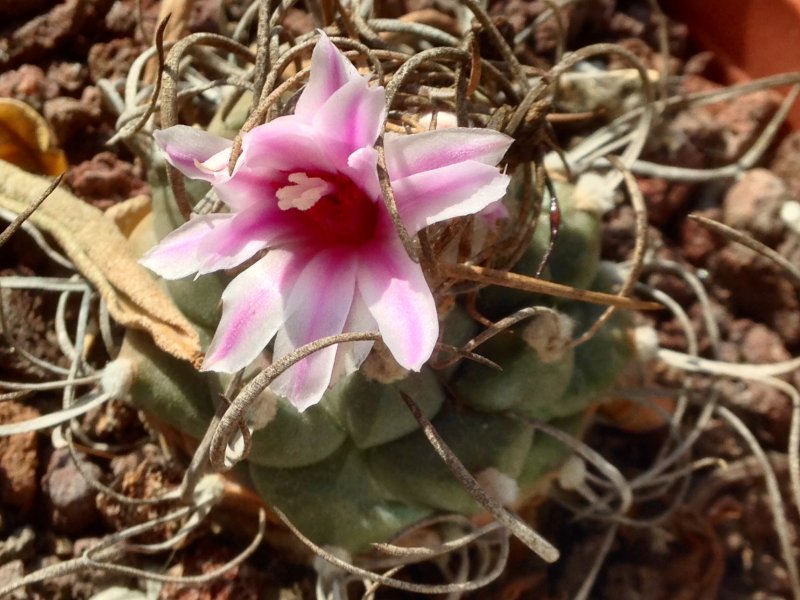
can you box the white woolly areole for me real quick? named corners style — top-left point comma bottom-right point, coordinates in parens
top-left (574, 172), bottom-right (616, 215)
top-left (521, 311), bottom-right (575, 363)
top-left (475, 468), bottom-right (519, 507)
top-left (276, 172), bottom-right (335, 211)
top-left (246, 389), bottom-right (280, 431)
top-left (633, 325), bottom-right (660, 362)
top-left (193, 474), bottom-right (225, 506)
top-left (780, 200), bottom-right (800, 235)
top-left (100, 358), bottom-right (135, 398)
top-left (558, 455), bottom-right (587, 491)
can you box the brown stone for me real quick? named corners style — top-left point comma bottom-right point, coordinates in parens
top-left (0, 402), bottom-right (40, 515)
top-left (722, 169), bottom-right (789, 245)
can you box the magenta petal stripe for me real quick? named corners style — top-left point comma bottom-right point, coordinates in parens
top-left (391, 160), bottom-right (511, 235)
top-left (139, 214), bottom-right (233, 280)
top-left (294, 32), bottom-right (361, 121)
top-left (271, 250), bottom-right (358, 410)
top-left (202, 249), bottom-right (306, 373)
top-left (356, 236), bottom-right (438, 371)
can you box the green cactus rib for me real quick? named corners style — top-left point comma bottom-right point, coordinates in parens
top-left (249, 443), bottom-right (433, 550)
top-left (324, 367), bottom-right (445, 449)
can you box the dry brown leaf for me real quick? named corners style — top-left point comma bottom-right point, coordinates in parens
top-left (0, 98), bottom-right (67, 176)
top-left (105, 194), bottom-right (152, 238)
top-left (0, 159), bottom-right (201, 363)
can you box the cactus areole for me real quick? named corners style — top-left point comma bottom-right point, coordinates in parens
top-left (132, 32), bottom-right (635, 552)
top-left (140, 32), bottom-right (514, 411)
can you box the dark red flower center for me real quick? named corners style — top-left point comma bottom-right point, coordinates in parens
top-left (277, 172), bottom-right (378, 246)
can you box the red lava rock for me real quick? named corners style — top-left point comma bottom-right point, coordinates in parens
top-left (609, 11), bottom-right (646, 38)
top-left (0, 65), bottom-right (59, 111)
top-left (97, 447), bottom-right (183, 544)
top-left (44, 87), bottom-right (102, 146)
top-left (740, 323), bottom-right (792, 365)
top-left (87, 37), bottom-right (143, 83)
top-left (490, 0), bottom-right (545, 39)
top-left (66, 151), bottom-right (149, 207)
top-left (709, 244), bottom-right (800, 346)
top-left (4, 0), bottom-right (82, 67)
top-left (188, 0), bottom-right (224, 33)
top-left (3, 0), bottom-right (115, 68)
top-left (722, 169), bottom-right (789, 245)
top-left (707, 90), bottom-right (780, 163)
top-left (0, 402), bottom-right (39, 516)
top-left (637, 176), bottom-right (693, 226)
top-left (770, 130), bottom-right (800, 200)
top-left (158, 540), bottom-right (272, 600)
top-left (45, 61), bottom-right (89, 94)
top-left (664, 77), bottom-right (778, 169)
top-left (41, 448), bottom-right (103, 535)
top-left (44, 87), bottom-right (103, 146)
top-left (720, 322), bottom-right (794, 441)
top-left (105, 0), bottom-right (139, 35)
top-left (680, 208), bottom-right (725, 264)
top-left (654, 107), bottom-right (722, 170)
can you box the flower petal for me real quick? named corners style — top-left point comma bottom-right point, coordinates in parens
top-left (313, 78), bottom-right (386, 158)
top-left (195, 205), bottom-right (299, 275)
top-left (384, 128), bottom-right (513, 180)
top-left (391, 160), bottom-right (511, 234)
top-left (357, 236), bottom-right (438, 370)
top-left (271, 250), bottom-right (358, 411)
top-left (331, 290), bottom-right (377, 382)
top-left (479, 199), bottom-right (510, 223)
top-left (238, 116), bottom-right (336, 176)
top-left (139, 214), bottom-right (233, 280)
top-left (295, 32), bottom-right (361, 121)
top-left (202, 249), bottom-right (306, 373)
top-left (213, 169), bottom-right (276, 212)
top-left (345, 146), bottom-right (381, 201)
top-left (154, 125), bottom-right (232, 181)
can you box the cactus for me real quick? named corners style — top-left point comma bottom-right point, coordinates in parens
top-left (120, 168), bottom-right (634, 552)
top-left (98, 11), bottom-right (643, 556)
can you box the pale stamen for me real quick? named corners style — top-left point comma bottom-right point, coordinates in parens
top-left (276, 172), bottom-right (335, 211)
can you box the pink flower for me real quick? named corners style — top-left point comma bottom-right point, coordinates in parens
top-left (141, 33), bottom-right (513, 411)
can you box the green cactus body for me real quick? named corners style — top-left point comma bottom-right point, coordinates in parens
top-left (324, 367), bottom-right (445, 449)
top-left (249, 443), bottom-right (433, 549)
top-left (451, 330), bottom-right (575, 418)
top-left (121, 330), bottom-right (214, 440)
top-left (249, 399), bottom-right (347, 468)
top-left (478, 176), bottom-right (602, 320)
top-left (516, 413), bottom-right (585, 491)
top-left (124, 167), bottom-right (634, 552)
top-left (366, 407), bottom-right (534, 514)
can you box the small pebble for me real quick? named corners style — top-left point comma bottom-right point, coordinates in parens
top-left (42, 449), bottom-right (103, 535)
top-left (722, 169), bottom-right (788, 244)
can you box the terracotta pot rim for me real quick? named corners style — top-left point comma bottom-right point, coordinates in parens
top-left (667, 0), bottom-right (800, 129)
